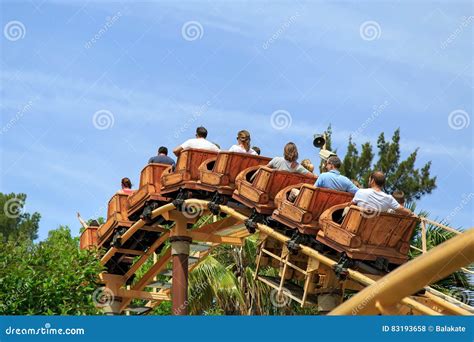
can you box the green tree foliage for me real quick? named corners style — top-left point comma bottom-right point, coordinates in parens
top-left (0, 193), bottom-right (40, 242)
top-left (322, 127), bottom-right (437, 202)
top-left (408, 204), bottom-right (472, 294)
top-left (0, 192), bottom-right (103, 315)
top-left (185, 222), bottom-right (318, 315)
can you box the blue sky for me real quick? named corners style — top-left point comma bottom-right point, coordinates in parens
top-left (1, 0), bottom-right (472, 240)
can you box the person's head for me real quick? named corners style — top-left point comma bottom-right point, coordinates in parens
top-left (158, 146), bottom-right (168, 155)
top-left (252, 146), bottom-right (261, 155)
top-left (283, 142), bottom-right (299, 163)
top-left (325, 156), bottom-right (342, 171)
top-left (368, 171), bottom-right (386, 189)
top-left (195, 126), bottom-right (208, 139)
top-left (236, 130), bottom-right (251, 150)
top-left (392, 190), bottom-right (405, 206)
top-left (301, 159), bottom-right (314, 173)
top-left (121, 177), bottom-right (132, 189)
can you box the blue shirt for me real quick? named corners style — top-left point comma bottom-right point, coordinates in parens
top-left (148, 154), bottom-right (175, 166)
top-left (315, 170), bottom-right (358, 194)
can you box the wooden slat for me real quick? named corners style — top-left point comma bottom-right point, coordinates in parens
top-left (117, 288), bottom-right (170, 301)
top-left (189, 231), bottom-right (243, 245)
top-left (115, 248), bottom-right (145, 256)
top-left (119, 248), bottom-right (172, 312)
top-left (124, 232), bottom-right (170, 280)
top-left (140, 225), bottom-right (168, 233)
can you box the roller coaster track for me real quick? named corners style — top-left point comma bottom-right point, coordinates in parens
top-left (97, 199), bottom-right (474, 316)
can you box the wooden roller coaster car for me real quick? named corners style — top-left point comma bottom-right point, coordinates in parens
top-left (79, 225), bottom-right (98, 250)
top-left (127, 163), bottom-right (172, 220)
top-left (97, 192), bottom-right (133, 249)
top-left (196, 152), bottom-right (271, 196)
top-left (232, 166), bottom-right (317, 215)
top-left (318, 204), bottom-right (420, 265)
top-left (160, 148), bottom-right (218, 197)
top-left (272, 184), bottom-right (354, 235)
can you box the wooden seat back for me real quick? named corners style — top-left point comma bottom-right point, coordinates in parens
top-left (97, 192), bottom-right (133, 246)
top-left (106, 192), bottom-right (131, 221)
top-left (80, 226), bottom-right (98, 250)
top-left (273, 184), bottom-right (353, 233)
top-left (233, 166), bottom-right (316, 214)
top-left (161, 148), bottom-right (218, 189)
top-left (128, 163), bottom-right (171, 211)
top-left (318, 204), bottom-right (419, 264)
top-left (199, 152), bottom-right (271, 190)
top-left (341, 206), bottom-right (418, 250)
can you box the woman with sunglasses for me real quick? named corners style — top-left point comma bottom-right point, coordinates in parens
top-left (229, 130), bottom-right (258, 155)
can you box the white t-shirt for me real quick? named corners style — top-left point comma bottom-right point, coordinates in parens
top-left (181, 138), bottom-right (220, 152)
top-left (352, 188), bottom-right (400, 212)
top-left (229, 144), bottom-right (257, 155)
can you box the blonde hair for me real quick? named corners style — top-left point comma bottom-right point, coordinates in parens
top-left (301, 159), bottom-right (314, 172)
top-left (237, 130), bottom-right (251, 151)
top-left (283, 142), bottom-right (298, 163)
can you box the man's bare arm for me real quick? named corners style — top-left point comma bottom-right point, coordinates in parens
top-left (77, 212), bottom-right (88, 229)
top-left (173, 146), bottom-right (183, 157)
top-left (395, 205), bottom-right (413, 216)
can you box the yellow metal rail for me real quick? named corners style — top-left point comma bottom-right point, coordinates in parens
top-left (329, 227), bottom-right (474, 315)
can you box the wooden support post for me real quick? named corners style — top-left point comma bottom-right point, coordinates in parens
top-left (169, 210), bottom-right (193, 316)
top-left (171, 236), bottom-right (192, 315)
top-left (421, 220), bottom-right (427, 253)
top-left (278, 246), bottom-right (289, 295)
top-left (254, 237), bottom-right (267, 281)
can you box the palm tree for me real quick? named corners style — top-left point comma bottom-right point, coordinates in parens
top-left (188, 237), bottom-right (293, 315)
top-left (408, 204), bottom-right (473, 301)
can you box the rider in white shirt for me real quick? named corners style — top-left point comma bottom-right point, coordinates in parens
top-left (228, 130), bottom-right (257, 155)
top-left (173, 126), bottom-right (220, 156)
top-left (352, 171), bottom-right (412, 215)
